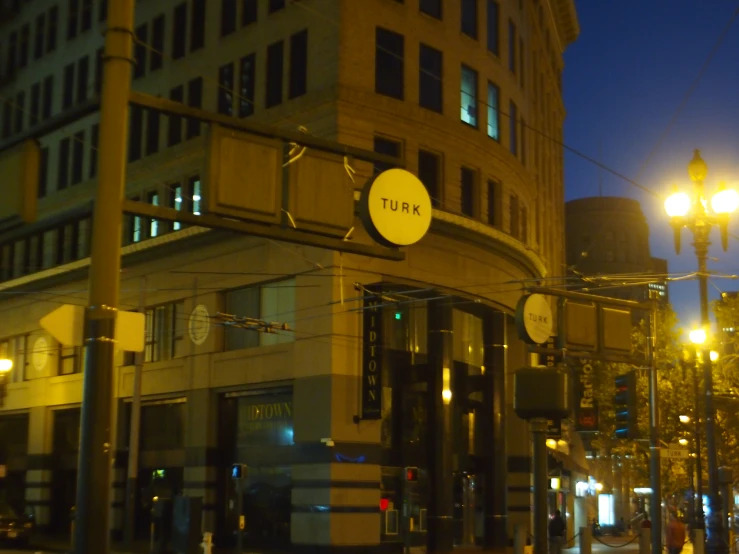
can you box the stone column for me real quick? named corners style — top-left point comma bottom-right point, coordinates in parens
top-left (25, 406), bottom-right (53, 531)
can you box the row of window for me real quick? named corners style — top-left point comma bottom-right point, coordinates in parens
top-left (375, 27), bottom-right (527, 164)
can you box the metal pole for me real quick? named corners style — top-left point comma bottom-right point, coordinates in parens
top-left (648, 295), bottom-right (663, 554)
top-left (124, 277), bottom-right (146, 546)
top-left (73, 0), bottom-right (134, 553)
top-left (695, 358), bottom-right (704, 529)
top-left (237, 478), bottom-right (244, 554)
top-left (532, 418), bottom-right (549, 554)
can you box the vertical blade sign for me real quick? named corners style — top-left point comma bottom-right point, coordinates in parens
top-left (361, 287), bottom-right (383, 419)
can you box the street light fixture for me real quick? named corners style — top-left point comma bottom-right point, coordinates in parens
top-left (0, 358), bottom-right (13, 407)
top-left (666, 150), bottom-right (738, 554)
top-left (679, 415), bottom-right (691, 424)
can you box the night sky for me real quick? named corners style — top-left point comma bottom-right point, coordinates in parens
top-left (563, 1), bottom-right (739, 337)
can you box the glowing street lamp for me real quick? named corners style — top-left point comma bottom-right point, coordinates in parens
top-left (0, 358), bottom-right (12, 408)
top-left (679, 415), bottom-right (691, 424)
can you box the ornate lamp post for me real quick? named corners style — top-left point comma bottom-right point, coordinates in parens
top-left (665, 150), bottom-right (739, 554)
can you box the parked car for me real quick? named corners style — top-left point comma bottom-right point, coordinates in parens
top-left (0, 501), bottom-right (34, 546)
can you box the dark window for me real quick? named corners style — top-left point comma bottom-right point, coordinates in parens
top-left (71, 130), bottom-right (84, 184)
top-left (418, 150), bottom-right (440, 207)
top-left (38, 147), bottom-right (49, 198)
top-left (239, 53), bottom-right (255, 117)
top-left (460, 167), bottom-right (475, 217)
top-left (186, 77), bottom-right (203, 138)
top-left (168, 85), bottom-right (183, 146)
top-left (67, 0), bottom-right (79, 39)
top-left (34, 13), bottom-right (46, 59)
top-left (42, 75), bottom-right (54, 119)
top-left (373, 137), bottom-right (401, 174)
top-left (128, 105), bottom-right (143, 162)
top-left (81, 0), bottom-right (92, 31)
top-left (419, 44), bottom-right (442, 113)
top-left (221, 0), bottom-right (237, 36)
top-left (265, 40), bottom-right (284, 108)
top-left (508, 20), bottom-right (516, 73)
top-left (146, 109), bottom-right (160, 156)
top-left (172, 3), bottom-right (187, 59)
top-left (1, 102), bottom-right (11, 139)
top-left (420, 0), bottom-right (441, 19)
top-left (98, 0), bottom-right (107, 22)
top-left (218, 62), bottom-right (234, 115)
top-left (94, 47), bottom-right (103, 94)
top-left (268, 0), bottom-right (285, 13)
top-left (7, 32), bottom-right (17, 76)
top-left (460, 65), bottom-right (477, 127)
top-left (509, 100), bottom-right (518, 156)
top-left (30, 83), bottom-right (41, 126)
top-left (487, 179), bottom-right (498, 225)
top-left (150, 15), bottom-right (164, 70)
top-left (47, 6), bottom-right (58, 52)
top-left (134, 24), bottom-right (147, 79)
top-left (63, 63), bottom-right (75, 109)
top-left (486, 81), bottom-right (499, 140)
top-left (289, 30), bottom-right (308, 99)
top-left (486, 0), bottom-right (499, 55)
top-left (375, 28), bottom-right (404, 100)
top-left (77, 56), bottom-right (89, 102)
top-left (90, 123), bottom-right (99, 178)
top-left (18, 24), bottom-right (29, 68)
top-left (242, 0), bottom-right (257, 25)
top-left (13, 91), bottom-right (24, 133)
top-left (461, 0), bottom-right (477, 39)
top-left (190, 0), bottom-right (206, 52)
top-left (58, 138), bottom-right (70, 190)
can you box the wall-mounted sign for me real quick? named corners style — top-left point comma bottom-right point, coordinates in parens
top-left (515, 294), bottom-right (553, 345)
top-left (575, 359), bottom-right (599, 432)
top-left (188, 304), bottom-right (210, 345)
top-left (359, 169), bottom-right (432, 248)
top-left (32, 337), bottom-right (49, 372)
top-left (361, 287), bottom-right (383, 419)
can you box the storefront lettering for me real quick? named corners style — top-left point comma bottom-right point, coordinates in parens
top-left (361, 289), bottom-right (383, 419)
top-left (576, 359), bottom-right (599, 431)
top-left (580, 362), bottom-right (594, 409)
top-left (246, 402), bottom-right (293, 421)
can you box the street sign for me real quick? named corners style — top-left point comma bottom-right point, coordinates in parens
top-left (663, 448), bottom-right (690, 459)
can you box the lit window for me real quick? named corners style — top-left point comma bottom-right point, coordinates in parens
top-left (192, 179), bottom-right (201, 215)
top-left (460, 65), bottom-right (478, 127)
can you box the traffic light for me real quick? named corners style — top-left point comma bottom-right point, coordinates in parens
top-left (405, 467), bottom-right (418, 482)
top-left (614, 371), bottom-right (637, 439)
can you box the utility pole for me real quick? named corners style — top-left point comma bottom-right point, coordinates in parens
top-left (124, 277), bottom-right (146, 546)
top-left (531, 419), bottom-right (549, 554)
top-left (74, 1), bottom-right (134, 553)
top-left (648, 293), bottom-right (662, 554)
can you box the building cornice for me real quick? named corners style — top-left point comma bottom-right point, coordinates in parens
top-left (551, 0), bottom-right (580, 49)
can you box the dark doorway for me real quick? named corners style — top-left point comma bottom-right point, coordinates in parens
top-left (50, 408), bottom-right (80, 536)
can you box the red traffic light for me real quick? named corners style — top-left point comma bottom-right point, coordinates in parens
top-left (380, 498), bottom-right (389, 511)
top-left (405, 467), bottom-right (418, 482)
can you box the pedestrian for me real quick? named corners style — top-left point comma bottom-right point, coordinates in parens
top-left (667, 513), bottom-right (686, 554)
top-left (548, 509), bottom-right (566, 554)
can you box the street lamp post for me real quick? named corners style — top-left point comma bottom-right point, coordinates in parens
top-left (665, 150), bottom-right (739, 554)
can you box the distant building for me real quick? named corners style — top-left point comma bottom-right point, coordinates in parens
top-left (565, 197), bottom-right (669, 304)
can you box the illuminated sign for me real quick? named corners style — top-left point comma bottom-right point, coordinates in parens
top-left (361, 287), bottom-right (383, 420)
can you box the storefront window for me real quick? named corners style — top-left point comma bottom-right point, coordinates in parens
top-left (453, 309), bottom-right (483, 367)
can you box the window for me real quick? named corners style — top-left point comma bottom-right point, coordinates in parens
top-left (418, 150), bottom-right (440, 208)
top-left (147, 191), bottom-right (160, 238)
top-left (172, 3), bottom-right (187, 59)
top-left (461, 0), bottom-right (477, 39)
top-left (63, 63), bottom-right (75, 110)
top-left (0, 336), bottom-right (28, 383)
top-left (224, 286), bottom-right (259, 350)
top-left (265, 40), bottom-right (284, 108)
top-left (128, 105), bottom-right (143, 162)
top-left (169, 184), bottom-right (183, 231)
top-left (242, 0), bottom-right (257, 26)
top-left (71, 130), bottom-right (84, 184)
top-left (130, 196), bottom-right (143, 243)
top-left (18, 24), bottom-right (29, 68)
top-left (289, 30), bottom-right (308, 99)
top-left (30, 83), bottom-right (41, 126)
top-left (508, 20), bottom-right (516, 73)
top-left (77, 56), bottom-right (89, 103)
top-left (59, 346), bottom-right (82, 375)
top-left (186, 77), bottom-right (203, 138)
top-left (221, 0), bottom-right (237, 36)
top-left (218, 62), bottom-right (234, 116)
top-left (239, 53), bottom-right (255, 117)
top-left (460, 65), bottom-right (477, 127)
top-left (68, 0), bottom-right (79, 39)
top-left (99, 0), bottom-right (107, 22)
top-left (190, 177), bottom-right (202, 215)
top-left (42, 75), bottom-right (53, 119)
top-left (146, 109), bottom-right (160, 156)
top-left (7, 32), bottom-right (17, 76)
top-left (81, 0), bottom-right (92, 31)
top-left (487, 81), bottom-right (499, 140)
top-left (519, 38), bottom-right (525, 87)
top-left (150, 15), bottom-right (164, 71)
top-left (90, 123), bottom-right (99, 178)
top-left (509, 100), bottom-right (518, 156)
top-left (14, 91), bottom-right (24, 133)
top-left (375, 28), bottom-right (404, 100)
top-left (420, 0), bottom-right (441, 19)
top-left (168, 85), bottom-right (183, 146)
top-left (34, 13), bottom-right (46, 59)
top-left (37, 147), bottom-right (49, 198)
top-left (509, 194), bottom-right (519, 238)
top-left (144, 302), bottom-right (185, 362)
top-left (419, 44), bottom-right (442, 113)
top-left (134, 24), bottom-right (147, 79)
top-left (190, 0), bottom-right (206, 52)
top-left (47, 6), bottom-right (58, 53)
top-left (94, 47), bottom-right (103, 94)
top-left (373, 137), bottom-right (401, 174)
top-left (486, 0), bottom-right (499, 55)
top-left (461, 167), bottom-right (476, 217)
top-left (268, 0), bottom-right (285, 13)
top-left (487, 179), bottom-right (498, 225)
top-left (58, 138), bottom-right (70, 190)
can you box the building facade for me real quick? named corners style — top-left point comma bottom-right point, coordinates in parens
top-left (0, 0), bottom-right (578, 551)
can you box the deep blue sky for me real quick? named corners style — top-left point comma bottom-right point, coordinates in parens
top-left (563, 1), bottom-right (739, 336)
